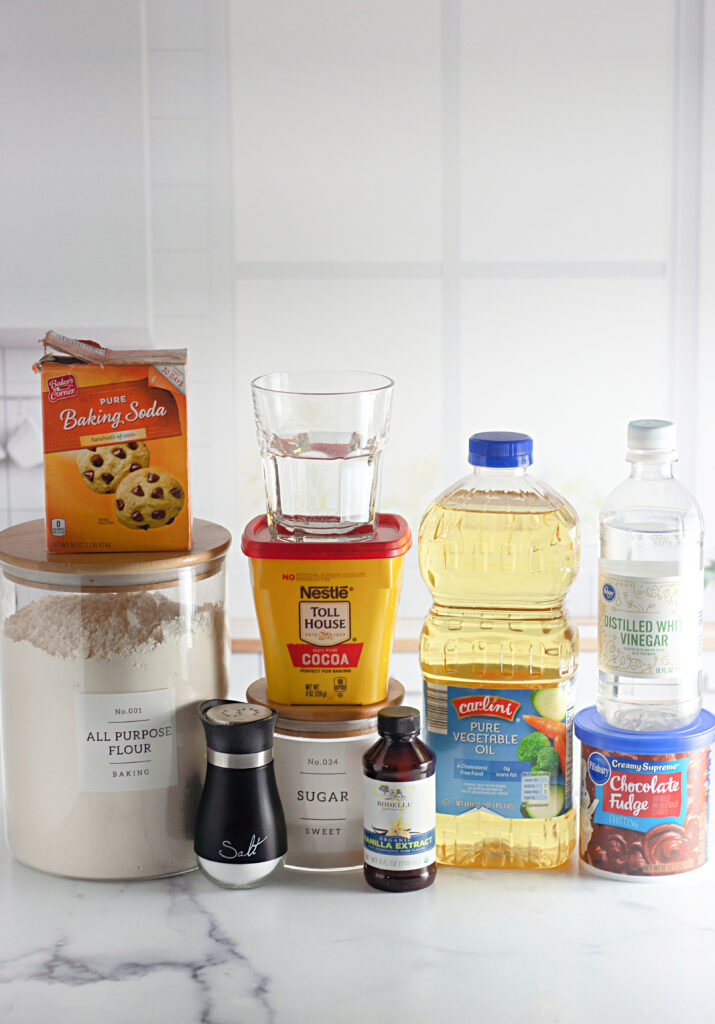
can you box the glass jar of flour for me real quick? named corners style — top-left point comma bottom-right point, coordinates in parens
top-left (246, 677), bottom-right (404, 870)
top-left (0, 518), bottom-right (230, 880)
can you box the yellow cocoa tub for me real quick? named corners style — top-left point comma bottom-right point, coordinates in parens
top-left (241, 514), bottom-right (411, 705)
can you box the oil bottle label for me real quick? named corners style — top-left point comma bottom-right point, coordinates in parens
top-left (424, 682), bottom-right (573, 821)
top-left (363, 776), bottom-right (436, 871)
top-left (598, 571), bottom-right (703, 679)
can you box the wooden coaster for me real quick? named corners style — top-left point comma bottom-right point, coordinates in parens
top-left (245, 676), bottom-right (405, 722)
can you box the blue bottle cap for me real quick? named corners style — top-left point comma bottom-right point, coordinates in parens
top-left (575, 706), bottom-right (715, 755)
top-left (468, 432), bottom-right (533, 468)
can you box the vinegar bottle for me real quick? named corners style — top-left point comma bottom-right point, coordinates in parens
top-left (419, 432), bottom-right (580, 869)
top-left (363, 707), bottom-right (436, 892)
top-left (598, 419), bottom-right (703, 731)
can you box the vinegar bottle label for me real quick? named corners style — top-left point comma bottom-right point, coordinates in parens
top-left (598, 571), bottom-right (704, 679)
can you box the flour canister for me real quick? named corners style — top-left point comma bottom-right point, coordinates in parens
top-left (0, 518), bottom-right (231, 880)
top-left (247, 677), bottom-right (404, 869)
top-left (242, 514), bottom-right (410, 705)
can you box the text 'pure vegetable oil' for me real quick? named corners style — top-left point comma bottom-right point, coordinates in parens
top-left (419, 432), bottom-right (581, 869)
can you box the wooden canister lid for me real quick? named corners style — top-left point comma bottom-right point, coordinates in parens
top-left (0, 518), bottom-right (231, 589)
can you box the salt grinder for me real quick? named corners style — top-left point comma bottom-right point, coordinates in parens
top-left (195, 700), bottom-right (287, 888)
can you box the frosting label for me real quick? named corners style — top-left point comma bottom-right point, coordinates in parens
top-left (579, 743), bottom-right (710, 877)
top-left (589, 753), bottom-right (687, 832)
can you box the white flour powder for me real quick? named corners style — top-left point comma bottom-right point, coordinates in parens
top-left (1, 591), bottom-right (227, 879)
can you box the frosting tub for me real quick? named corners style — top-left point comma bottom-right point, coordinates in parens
top-left (575, 706), bottom-right (715, 882)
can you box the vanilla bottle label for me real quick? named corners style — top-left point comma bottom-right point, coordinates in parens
top-left (363, 776), bottom-right (436, 871)
top-left (598, 571), bottom-right (703, 678)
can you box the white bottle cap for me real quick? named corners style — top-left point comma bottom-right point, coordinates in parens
top-left (626, 419), bottom-right (677, 461)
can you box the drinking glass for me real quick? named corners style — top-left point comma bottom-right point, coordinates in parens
top-left (251, 371), bottom-right (394, 539)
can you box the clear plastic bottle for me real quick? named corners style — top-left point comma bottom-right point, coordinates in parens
top-left (419, 432), bottom-right (580, 869)
top-left (598, 419), bottom-right (703, 731)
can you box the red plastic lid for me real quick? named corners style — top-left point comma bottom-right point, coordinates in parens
top-left (241, 514), bottom-right (411, 560)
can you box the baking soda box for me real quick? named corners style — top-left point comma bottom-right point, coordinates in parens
top-left (36, 332), bottom-right (191, 553)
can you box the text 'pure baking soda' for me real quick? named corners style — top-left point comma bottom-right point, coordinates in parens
top-left (419, 432), bottom-right (580, 869)
top-left (598, 419), bottom-right (704, 731)
top-left (35, 331), bottom-right (191, 553)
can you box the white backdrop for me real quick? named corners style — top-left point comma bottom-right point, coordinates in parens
top-left (1, 0), bottom-right (714, 628)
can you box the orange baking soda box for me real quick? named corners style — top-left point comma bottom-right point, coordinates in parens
top-left (35, 331), bottom-right (191, 553)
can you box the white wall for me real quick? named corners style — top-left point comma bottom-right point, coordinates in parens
top-left (0, 1), bottom-right (149, 334)
top-left (144, 0), bottom-right (235, 552)
top-left (228, 0), bottom-right (715, 625)
top-left (0, 0), bottom-right (152, 528)
top-left (2, 0), bottom-right (715, 633)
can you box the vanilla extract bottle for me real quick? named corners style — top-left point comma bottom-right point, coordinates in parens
top-left (363, 707), bottom-right (436, 892)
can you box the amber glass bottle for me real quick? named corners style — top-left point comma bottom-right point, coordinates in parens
top-left (363, 707), bottom-right (436, 892)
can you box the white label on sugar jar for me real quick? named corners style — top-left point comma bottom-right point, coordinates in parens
top-left (598, 571), bottom-right (703, 679)
top-left (75, 689), bottom-right (178, 792)
top-left (273, 731), bottom-right (374, 869)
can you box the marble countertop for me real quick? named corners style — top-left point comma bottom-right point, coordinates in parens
top-left (0, 832), bottom-right (711, 1023)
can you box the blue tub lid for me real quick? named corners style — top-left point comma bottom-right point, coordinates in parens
top-left (575, 706), bottom-right (715, 755)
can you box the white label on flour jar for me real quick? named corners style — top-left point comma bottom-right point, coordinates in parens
top-left (598, 571), bottom-right (704, 678)
top-left (273, 732), bottom-right (374, 869)
top-left (76, 689), bottom-right (178, 792)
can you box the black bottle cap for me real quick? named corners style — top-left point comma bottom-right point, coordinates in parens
top-left (198, 699), bottom-right (278, 755)
top-left (377, 706), bottom-right (420, 737)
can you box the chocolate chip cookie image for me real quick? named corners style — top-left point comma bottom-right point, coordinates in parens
top-left (114, 467), bottom-right (185, 530)
top-left (76, 441), bottom-right (150, 493)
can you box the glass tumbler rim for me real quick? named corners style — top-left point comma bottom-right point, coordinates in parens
top-left (251, 370), bottom-right (394, 397)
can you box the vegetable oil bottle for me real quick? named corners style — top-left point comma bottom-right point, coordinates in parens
top-left (419, 432), bottom-right (580, 869)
